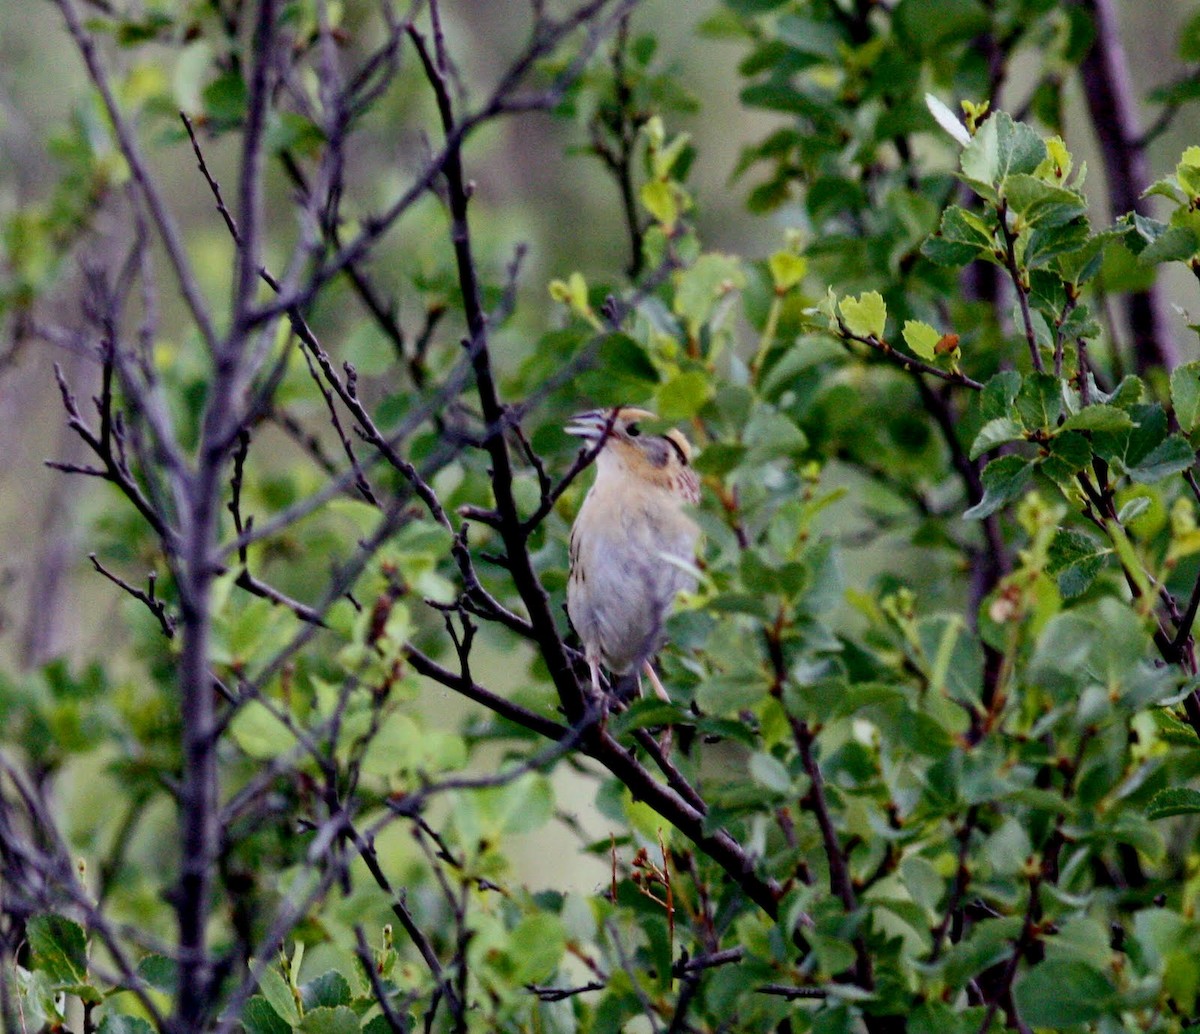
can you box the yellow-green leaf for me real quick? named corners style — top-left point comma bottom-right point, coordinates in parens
top-left (839, 291), bottom-right (887, 339)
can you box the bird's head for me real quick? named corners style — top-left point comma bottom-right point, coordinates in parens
top-left (566, 407), bottom-right (699, 502)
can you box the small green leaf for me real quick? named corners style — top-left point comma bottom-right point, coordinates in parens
top-left (1060, 405), bottom-right (1133, 433)
top-left (96, 1016), bottom-right (156, 1034)
top-left (301, 971), bottom-right (352, 1011)
top-left (641, 179), bottom-right (678, 228)
top-left (508, 914), bottom-right (566, 985)
top-left (242, 997), bottom-right (292, 1034)
top-left (963, 455), bottom-right (1034, 520)
top-left (298, 1006), bottom-right (361, 1034)
top-left (135, 955), bottom-right (177, 994)
top-left (1016, 372), bottom-right (1061, 430)
top-left (768, 251), bottom-right (807, 291)
top-left (1147, 787), bottom-right (1200, 819)
top-left (901, 320), bottom-right (940, 361)
top-left (838, 291), bottom-right (887, 339)
top-left (656, 370), bottom-right (715, 420)
top-left (1014, 960), bottom-right (1114, 1026)
top-left (1172, 362), bottom-right (1200, 432)
top-left (1047, 529), bottom-right (1109, 598)
top-left (1139, 226), bottom-right (1199, 265)
top-left (749, 752), bottom-right (792, 793)
top-left (1041, 430), bottom-right (1092, 482)
top-left (961, 111), bottom-right (1046, 190)
top-left (27, 915), bottom-right (88, 985)
top-left (674, 253), bottom-right (745, 329)
top-left (969, 418), bottom-right (1024, 460)
top-left (258, 966), bottom-right (299, 1026)
top-left (1128, 434), bottom-right (1194, 483)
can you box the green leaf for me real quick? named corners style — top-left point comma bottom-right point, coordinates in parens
top-left (748, 752), bottom-right (792, 794)
top-left (641, 179), bottom-right (678, 227)
top-left (1047, 529), bottom-right (1109, 598)
top-left (135, 954), bottom-right (177, 994)
top-left (838, 291), bottom-right (887, 339)
top-left (203, 70), bottom-right (247, 127)
top-left (1004, 174), bottom-right (1088, 227)
top-left (1014, 959), bottom-right (1114, 1026)
top-left (1139, 226), bottom-right (1199, 265)
top-left (301, 970), bottom-right (352, 1011)
top-left (258, 966), bottom-right (300, 1026)
top-left (1060, 405), bottom-right (1133, 433)
top-left (1016, 372), bottom-right (1061, 430)
top-left (963, 455), bottom-right (1034, 520)
top-left (242, 997), bottom-right (292, 1034)
top-left (656, 370), bottom-right (715, 420)
top-left (1172, 362), bottom-right (1200, 432)
top-left (27, 914), bottom-right (88, 985)
top-left (508, 914), bottom-right (566, 984)
top-left (229, 700), bottom-right (298, 760)
top-left (96, 1016), bottom-right (156, 1034)
top-left (1128, 433), bottom-right (1194, 483)
top-left (969, 418), bottom-right (1024, 459)
top-left (768, 251), bottom-right (807, 291)
top-left (298, 1006), bottom-right (361, 1034)
top-left (1040, 430), bottom-right (1091, 482)
top-left (961, 111), bottom-right (1046, 190)
top-left (1147, 787), bottom-right (1200, 819)
top-left (674, 253), bottom-right (745, 329)
top-left (901, 320), bottom-right (940, 361)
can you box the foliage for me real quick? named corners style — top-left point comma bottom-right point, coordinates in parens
top-left (5, 1), bottom-right (1200, 1033)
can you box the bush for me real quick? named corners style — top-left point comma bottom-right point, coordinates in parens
top-left (4, 1), bottom-right (1200, 1032)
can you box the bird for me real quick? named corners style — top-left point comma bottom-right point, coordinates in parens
top-left (565, 407), bottom-right (701, 704)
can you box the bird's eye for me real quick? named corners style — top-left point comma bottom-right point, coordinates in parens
top-left (626, 423), bottom-right (641, 437)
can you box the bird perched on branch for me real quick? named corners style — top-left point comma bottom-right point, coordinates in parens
top-left (566, 407), bottom-right (701, 703)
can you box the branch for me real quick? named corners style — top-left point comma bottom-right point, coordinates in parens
top-left (1077, 0), bottom-right (1179, 372)
top-left (88, 554), bottom-right (175, 638)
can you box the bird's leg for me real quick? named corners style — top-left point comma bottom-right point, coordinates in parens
top-left (588, 655), bottom-right (603, 699)
top-left (643, 661), bottom-right (671, 703)
top-left (643, 662), bottom-right (674, 754)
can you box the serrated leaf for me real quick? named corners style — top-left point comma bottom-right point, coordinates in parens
top-left (1041, 430), bottom-right (1092, 482)
top-left (301, 970), bottom-right (352, 1011)
top-left (1015, 960), bottom-right (1114, 1026)
top-left (1172, 362), bottom-right (1200, 432)
top-left (969, 418), bottom-right (1025, 459)
top-left (1128, 433), bottom-right (1195, 483)
top-left (97, 1016), bottom-right (156, 1034)
top-left (1060, 405), bottom-right (1133, 433)
top-left (27, 915), bottom-right (88, 985)
top-left (258, 966), bottom-right (299, 1026)
top-left (243, 997), bottom-right (292, 1034)
top-left (1139, 226), bottom-right (1199, 265)
top-left (298, 1006), bottom-right (361, 1034)
top-left (963, 454), bottom-right (1034, 520)
top-left (1147, 787), bottom-right (1200, 819)
top-left (961, 111), bottom-right (1046, 189)
top-left (901, 320), bottom-right (940, 361)
top-left (1047, 529), bottom-right (1109, 598)
top-left (838, 291), bottom-right (886, 339)
top-left (1016, 372), bottom-right (1061, 430)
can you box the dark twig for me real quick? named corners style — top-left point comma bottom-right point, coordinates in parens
top-left (88, 554), bottom-right (176, 638)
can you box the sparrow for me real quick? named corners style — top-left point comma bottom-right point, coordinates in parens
top-left (566, 407), bottom-right (701, 703)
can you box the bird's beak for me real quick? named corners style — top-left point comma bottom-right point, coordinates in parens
top-left (565, 409), bottom-right (616, 443)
